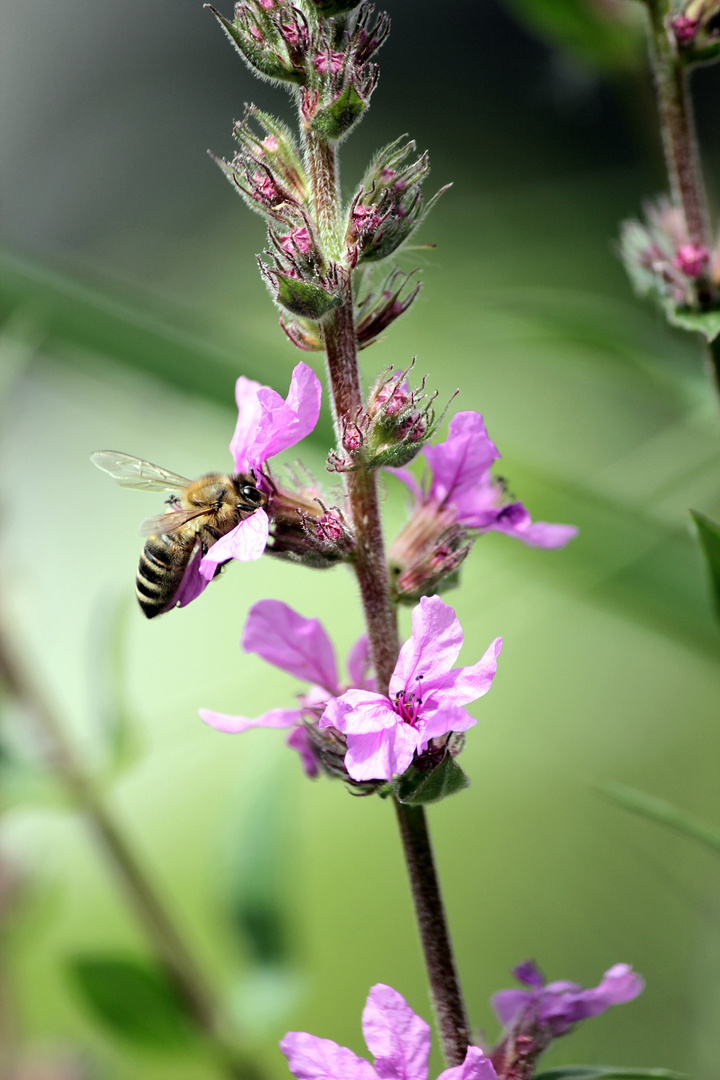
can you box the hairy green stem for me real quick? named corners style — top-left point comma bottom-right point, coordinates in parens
top-left (305, 119), bottom-right (470, 1064)
top-left (646, 0), bottom-right (709, 246)
top-left (0, 625), bottom-right (255, 1080)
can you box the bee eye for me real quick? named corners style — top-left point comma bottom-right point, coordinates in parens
top-left (238, 485), bottom-right (263, 508)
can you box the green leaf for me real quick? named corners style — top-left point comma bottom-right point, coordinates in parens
top-left (390, 752), bottom-right (470, 806)
top-left (0, 248), bottom-right (336, 446)
top-left (89, 593), bottom-right (143, 786)
top-left (667, 305), bottom-right (720, 342)
top-left (67, 955), bottom-right (197, 1050)
top-left (311, 84), bottom-right (366, 141)
top-left (225, 780), bottom-right (293, 967)
top-left (594, 781), bottom-right (720, 856)
top-left (498, 0), bottom-right (645, 73)
top-left (0, 249), bottom-right (254, 408)
top-left (535, 1068), bottom-right (686, 1080)
top-left (691, 510), bottom-right (720, 623)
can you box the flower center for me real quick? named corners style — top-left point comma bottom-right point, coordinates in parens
top-left (394, 686), bottom-right (423, 726)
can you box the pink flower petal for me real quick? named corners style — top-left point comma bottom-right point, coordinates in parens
top-left (199, 510), bottom-right (269, 581)
top-left (421, 637), bottom-right (502, 708)
top-left (346, 635), bottom-right (374, 689)
top-left (171, 546), bottom-right (211, 610)
top-left (437, 1046), bottom-right (498, 1080)
top-left (242, 600), bottom-right (339, 694)
top-left (492, 507), bottom-right (578, 549)
top-left (286, 727), bottom-right (319, 778)
top-left (230, 375), bottom-right (264, 474)
top-left (424, 412), bottom-right (499, 507)
top-left (362, 984), bottom-right (431, 1080)
top-left (491, 989), bottom-right (533, 1027)
top-left (390, 595), bottom-right (463, 696)
top-left (199, 707), bottom-right (301, 734)
top-left (321, 691), bottom-right (398, 735)
top-left (384, 466), bottom-right (423, 502)
top-left (416, 704), bottom-right (477, 749)
top-left (281, 1032), bottom-right (378, 1080)
top-left (344, 725), bottom-right (419, 781)
top-left (246, 362), bottom-right (322, 466)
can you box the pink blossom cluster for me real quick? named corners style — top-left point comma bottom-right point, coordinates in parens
top-left (201, 593), bottom-right (501, 783)
top-left (190, 368), bottom-right (580, 784)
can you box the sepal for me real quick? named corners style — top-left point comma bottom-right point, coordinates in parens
top-left (260, 262), bottom-right (343, 319)
top-left (381, 749), bottom-right (470, 806)
top-left (310, 82), bottom-right (367, 140)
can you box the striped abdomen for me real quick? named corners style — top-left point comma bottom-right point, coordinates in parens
top-left (136, 533), bottom-right (195, 619)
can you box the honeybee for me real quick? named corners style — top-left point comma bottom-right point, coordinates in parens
top-left (91, 451), bottom-right (267, 618)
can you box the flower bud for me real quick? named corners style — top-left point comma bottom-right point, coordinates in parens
top-left (280, 316), bottom-right (323, 351)
top-left (673, 241), bottom-right (710, 278)
top-left (265, 476), bottom-right (355, 566)
top-left (620, 196), bottom-right (720, 311)
top-left (215, 108), bottom-right (308, 226)
top-left (208, 3), bottom-right (314, 85)
top-left (362, 363), bottom-right (451, 469)
top-left (670, 0), bottom-right (720, 63)
top-left (345, 137), bottom-right (448, 265)
top-left (388, 504), bottom-right (470, 602)
top-left (355, 268), bottom-right (422, 349)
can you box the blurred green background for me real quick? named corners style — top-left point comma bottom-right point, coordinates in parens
top-left (1, 0), bottom-right (720, 1078)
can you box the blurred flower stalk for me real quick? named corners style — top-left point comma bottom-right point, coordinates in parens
top-left (620, 0), bottom-right (720, 385)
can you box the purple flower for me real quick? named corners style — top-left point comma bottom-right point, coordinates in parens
top-left (493, 960), bottom-right (644, 1039)
top-left (281, 983), bottom-right (497, 1080)
top-left (199, 599), bottom-right (373, 777)
top-left (195, 361), bottom-right (321, 584)
top-left (320, 594), bottom-right (501, 782)
top-left (393, 412), bottom-right (578, 549)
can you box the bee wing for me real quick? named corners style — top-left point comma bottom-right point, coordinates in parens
top-left (91, 451), bottom-right (191, 492)
top-left (139, 507), bottom-right (209, 537)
